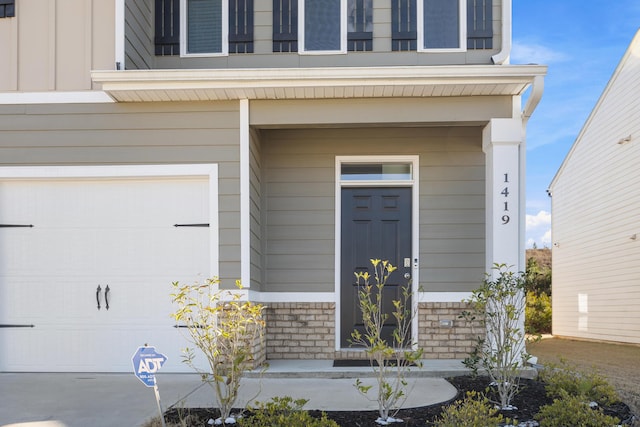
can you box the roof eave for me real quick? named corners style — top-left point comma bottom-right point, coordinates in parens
top-left (91, 65), bottom-right (547, 103)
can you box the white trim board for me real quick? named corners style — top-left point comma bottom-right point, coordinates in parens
top-left (219, 291), bottom-right (469, 304)
top-left (0, 91), bottom-right (115, 105)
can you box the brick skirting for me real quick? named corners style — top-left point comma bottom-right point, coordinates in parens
top-left (265, 302), bottom-right (336, 359)
top-left (418, 302), bottom-right (484, 359)
top-left (263, 301), bottom-right (482, 361)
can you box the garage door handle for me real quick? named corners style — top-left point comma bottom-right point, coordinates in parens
top-left (105, 285), bottom-right (110, 310)
top-left (96, 285), bottom-right (102, 310)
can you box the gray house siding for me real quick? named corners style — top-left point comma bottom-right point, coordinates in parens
top-left (0, 101), bottom-right (242, 284)
top-left (249, 127), bottom-right (264, 291)
top-left (151, 0), bottom-right (501, 70)
top-left (125, 0), bottom-right (154, 70)
top-left (260, 126), bottom-right (485, 294)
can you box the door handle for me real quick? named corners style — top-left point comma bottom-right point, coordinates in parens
top-left (96, 285), bottom-right (102, 310)
top-left (404, 273), bottom-right (411, 280)
top-left (105, 285), bottom-right (110, 310)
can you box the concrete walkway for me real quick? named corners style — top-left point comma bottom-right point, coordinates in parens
top-left (0, 360), bottom-right (466, 427)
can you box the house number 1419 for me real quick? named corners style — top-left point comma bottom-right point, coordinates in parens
top-left (501, 173), bottom-right (510, 224)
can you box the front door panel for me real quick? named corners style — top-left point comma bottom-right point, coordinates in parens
top-left (340, 187), bottom-right (412, 347)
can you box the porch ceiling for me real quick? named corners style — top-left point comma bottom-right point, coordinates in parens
top-left (91, 65), bottom-right (547, 103)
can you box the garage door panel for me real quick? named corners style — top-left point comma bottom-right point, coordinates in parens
top-left (0, 171), bottom-right (215, 372)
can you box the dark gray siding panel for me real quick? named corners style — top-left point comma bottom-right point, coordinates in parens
top-left (261, 126), bottom-right (485, 293)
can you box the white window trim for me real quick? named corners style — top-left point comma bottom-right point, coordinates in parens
top-left (298, 0), bottom-right (347, 55)
top-left (417, 0), bottom-right (467, 53)
top-left (115, 0), bottom-right (125, 69)
top-left (180, 0), bottom-right (229, 57)
top-left (334, 155), bottom-right (420, 351)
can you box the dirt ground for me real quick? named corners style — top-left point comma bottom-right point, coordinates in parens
top-left (527, 336), bottom-right (640, 425)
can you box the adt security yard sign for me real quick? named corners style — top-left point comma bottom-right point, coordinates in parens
top-left (132, 345), bottom-right (167, 387)
top-left (132, 345), bottom-right (168, 427)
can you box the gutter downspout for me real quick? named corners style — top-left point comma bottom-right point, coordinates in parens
top-left (492, 0), bottom-right (512, 65)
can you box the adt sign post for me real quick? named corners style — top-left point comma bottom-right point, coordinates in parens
top-left (132, 345), bottom-right (168, 427)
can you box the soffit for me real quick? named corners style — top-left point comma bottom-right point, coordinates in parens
top-left (91, 65), bottom-right (547, 103)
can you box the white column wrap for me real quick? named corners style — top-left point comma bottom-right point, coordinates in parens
top-left (482, 118), bottom-right (523, 274)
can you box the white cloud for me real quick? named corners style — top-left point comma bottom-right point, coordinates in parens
top-left (511, 41), bottom-right (569, 65)
top-left (526, 210), bottom-right (552, 248)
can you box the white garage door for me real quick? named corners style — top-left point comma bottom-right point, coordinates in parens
top-left (0, 165), bottom-right (217, 372)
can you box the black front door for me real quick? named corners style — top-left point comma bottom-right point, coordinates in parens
top-left (340, 187), bottom-right (412, 347)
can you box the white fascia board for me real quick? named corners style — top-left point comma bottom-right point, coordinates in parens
top-left (219, 290), bottom-right (335, 303)
top-left (92, 65), bottom-right (547, 90)
top-left (0, 91), bottom-right (115, 104)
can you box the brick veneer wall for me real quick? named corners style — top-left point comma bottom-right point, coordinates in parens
top-left (418, 302), bottom-right (484, 359)
top-left (264, 301), bottom-right (483, 360)
top-left (265, 302), bottom-right (336, 359)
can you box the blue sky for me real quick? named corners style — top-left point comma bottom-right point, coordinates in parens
top-left (512, 1), bottom-right (640, 248)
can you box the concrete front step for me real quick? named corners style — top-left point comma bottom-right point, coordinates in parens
top-left (246, 359), bottom-right (539, 379)
top-left (246, 359), bottom-right (472, 379)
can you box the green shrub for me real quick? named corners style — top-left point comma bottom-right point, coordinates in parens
top-left (432, 391), bottom-right (509, 427)
top-left (525, 256), bottom-right (552, 295)
top-left (237, 396), bottom-right (338, 427)
top-left (460, 264), bottom-right (529, 409)
top-left (536, 391), bottom-right (621, 427)
top-left (539, 360), bottom-right (619, 406)
top-left (525, 291), bottom-right (551, 334)
top-left (350, 259), bottom-right (423, 423)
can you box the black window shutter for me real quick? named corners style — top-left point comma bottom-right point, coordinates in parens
top-left (155, 0), bottom-right (180, 55)
top-left (467, 0), bottom-right (493, 49)
top-left (347, 0), bottom-right (372, 51)
top-left (391, 0), bottom-right (416, 51)
top-left (229, 0), bottom-right (254, 53)
top-left (155, 0), bottom-right (254, 56)
top-left (273, 0), bottom-right (298, 52)
top-left (0, 0), bottom-right (15, 18)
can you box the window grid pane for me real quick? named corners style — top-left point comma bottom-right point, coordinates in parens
top-left (423, 0), bottom-right (459, 49)
top-left (187, 0), bottom-right (222, 54)
top-left (341, 163), bottom-right (412, 181)
top-left (304, 0), bottom-right (341, 51)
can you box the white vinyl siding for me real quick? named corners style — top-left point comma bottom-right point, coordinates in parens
top-left (550, 34), bottom-right (640, 345)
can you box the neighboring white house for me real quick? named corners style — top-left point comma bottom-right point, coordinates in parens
top-left (548, 29), bottom-right (640, 345)
top-left (0, 0), bottom-right (546, 372)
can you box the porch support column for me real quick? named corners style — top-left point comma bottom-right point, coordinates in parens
top-left (482, 118), bottom-right (524, 274)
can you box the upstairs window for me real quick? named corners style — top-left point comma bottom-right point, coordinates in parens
top-left (0, 0), bottom-right (15, 18)
top-left (299, 0), bottom-right (346, 54)
top-left (180, 0), bottom-right (228, 56)
top-left (274, 0), bottom-right (370, 53)
top-left (418, 0), bottom-right (466, 51)
top-left (392, 0), bottom-right (492, 52)
top-left (157, 0), bottom-right (253, 56)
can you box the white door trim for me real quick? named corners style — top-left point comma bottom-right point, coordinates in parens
top-left (0, 164), bottom-right (219, 279)
top-left (334, 155), bottom-right (420, 351)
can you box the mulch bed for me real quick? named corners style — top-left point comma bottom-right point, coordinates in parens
top-left (164, 375), bottom-right (635, 426)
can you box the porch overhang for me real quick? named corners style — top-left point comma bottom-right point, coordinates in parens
top-left (91, 65), bottom-right (547, 103)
